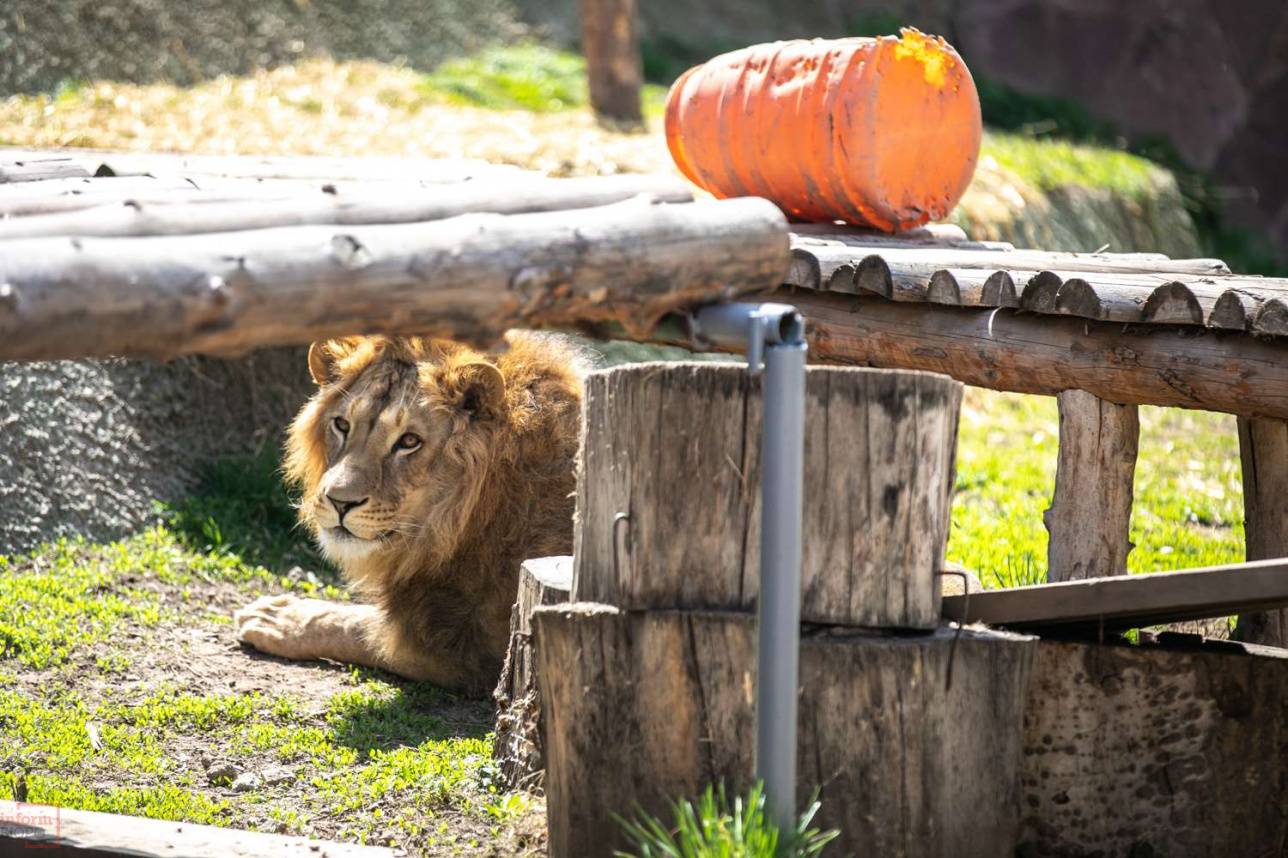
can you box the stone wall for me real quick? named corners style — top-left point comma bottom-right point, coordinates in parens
top-left (0, 351), bottom-right (315, 553)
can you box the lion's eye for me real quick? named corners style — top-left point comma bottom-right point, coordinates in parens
top-left (394, 432), bottom-right (422, 452)
top-left (332, 416), bottom-right (350, 435)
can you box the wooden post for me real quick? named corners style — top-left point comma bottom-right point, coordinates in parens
top-left (535, 605), bottom-right (1036, 858)
top-left (1234, 417), bottom-right (1288, 646)
top-left (492, 556), bottom-right (572, 790)
top-left (580, 0), bottom-right (643, 123)
top-left (1044, 390), bottom-right (1140, 581)
top-left (572, 362), bottom-right (962, 628)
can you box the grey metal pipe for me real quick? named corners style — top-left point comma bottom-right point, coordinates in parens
top-left (757, 338), bottom-right (806, 832)
top-left (690, 301), bottom-right (807, 833)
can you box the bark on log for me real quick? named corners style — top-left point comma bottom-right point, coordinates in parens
top-left (0, 197), bottom-right (788, 360)
top-left (580, 0), bottom-right (643, 123)
top-left (1044, 390), bottom-right (1140, 581)
top-left (492, 556), bottom-right (572, 790)
top-left (1020, 637), bottom-right (1288, 857)
top-left (572, 362), bottom-right (961, 628)
top-left (743, 289), bottom-right (1288, 421)
top-left (0, 174), bottom-right (693, 239)
top-left (1233, 417), bottom-right (1288, 647)
top-left (535, 605), bottom-right (1036, 858)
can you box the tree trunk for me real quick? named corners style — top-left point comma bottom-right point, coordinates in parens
top-left (1044, 390), bottom-right (1140, 581)
top-left (572, 362), bottom-right (961, 628)
top-left (0, 196), bottom-right (788, 360)
top-left (1234, 417), bottom-right (1288, 646)
top-left (580, 0), bottom-right (643, 123)
top-left (492, 556), bottom-right (572, 790)
top-left (535, 604), bottom-right (1035, 858)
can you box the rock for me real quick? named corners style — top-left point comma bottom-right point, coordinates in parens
top-left (230, 771), bottom-right (262, 793)
top-left (204, 761), bottom-right (240, 786)
top-left (260, 766), bottom-right (294, 787)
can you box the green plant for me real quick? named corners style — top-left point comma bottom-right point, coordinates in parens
top-left (616, 782), bottom-right (838, 858)
top-left (158, 444), bottom-right (331, 575)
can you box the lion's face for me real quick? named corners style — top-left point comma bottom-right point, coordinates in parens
top-left (286, 337), bottom-right (507, 570)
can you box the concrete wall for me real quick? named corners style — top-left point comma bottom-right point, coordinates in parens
top-left (0, 351), bottom-right (315, 553)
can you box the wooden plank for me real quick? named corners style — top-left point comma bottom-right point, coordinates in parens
top-left (0, 173), bottom-right (693, 238)
top-left (1233, 418), bottom-right (1288, 646)
top-left (493, 556), bottom-right (572, 790)
top-left (941, 558), bottom-right (1288, 631)
top-left (0, 156), bottom-right (92, 183)
top-left (536, 605), bottom-right (1035, 858)
top-left (745, 289), bottom-right (1288, 421)
top-left (1044, 390), bottom-right (1139, 581)
top-left (572, 363), bottom-right (959, 628)
top-left (0, 802), bottom-right (394, 856)
top-left (0, 197), bottom-right (788, 360)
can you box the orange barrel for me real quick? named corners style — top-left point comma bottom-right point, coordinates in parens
top-left (664, 29), bottom-right (981, 231)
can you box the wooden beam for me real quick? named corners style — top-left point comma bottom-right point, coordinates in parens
top-left (0, 197), bottom-right (788, 361)
top-left (0, 174), bottom-right (694, 239)
top-left (580, 0), bottom-right (643, 123)
top-left (1044, 390), bottom-right (1139, 581)
top-left (0, 803), bottom-right (394, 856)
top-left (1234, 417), bottom-right (1288, 646)
top-left (744, 289), bottom-right (1288, 421)
top-left (941, 558), bottom-right (1288, 631)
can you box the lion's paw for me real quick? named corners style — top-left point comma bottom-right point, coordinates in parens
top-left (234, 594), bottom-right (325, 661)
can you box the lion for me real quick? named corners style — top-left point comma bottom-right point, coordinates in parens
top-left (234, 332), bottom-right (582, 694)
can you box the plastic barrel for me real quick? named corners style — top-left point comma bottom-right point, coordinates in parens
top-left (664, 29), bottom-right (982, 232)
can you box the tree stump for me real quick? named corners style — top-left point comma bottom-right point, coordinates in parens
top-left (580, 0), bottom-right (643, 123)
top-left (1234, 417), bottom-right (1288, 646)
top-left (1044, 389), bottom-right (1140, 581)
top-left (535, 604), bottom-right (1036, 858)
top-left (572, 363), bottom-right (962, 628)
top-left (1019, 637), bottom-right (1288, 856)
top-left (491, 556), bottom-right (572, 790)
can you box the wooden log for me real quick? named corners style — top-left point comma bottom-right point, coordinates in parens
top-left (572, 362), bottom-right (961, 628)
top-left (0, 174), bottom-right (694, 239)
top-left (1020, 637), bottom-right (1288, 857)
top-left (1233, 417), bottom-right (1288, 647)
top-left (1044, 390), bottom-right (1139, 581)
top-left (0, 156), bottom-right (91, 183)
top-left (0, 147), bottom-right (526, 184)
top-left (943, 558), bottom-right (1288, 631)
top-left (580, 0), bottom-right (643, 123)
top-left (492, 556), bottom-right (573, 790)
top-left (0, 196), bottom-right (788, 360)
top-left (535, 605), bottom-right (1036, 858)
top-left (743, 289), bottom-right (1288, 421)
top-left (0, 803), bottom-right (394, 856)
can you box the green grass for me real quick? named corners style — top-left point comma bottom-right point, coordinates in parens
top-left (949, 390), bottom-right (1243, 587)
top-left (616, 782), bottom-right (838, 858)
top-left (981, 131), bottom-right (1161, 200)
top-left (420, 44), bottom-right (668, 116)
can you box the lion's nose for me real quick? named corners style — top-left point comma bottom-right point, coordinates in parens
top-left (327, 494), bottom-right (369, 521)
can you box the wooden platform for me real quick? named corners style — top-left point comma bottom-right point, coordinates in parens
top-left (942, 558), bottom-right (1288, 632)
top-left (785, 222), bottom-right (1288, 336)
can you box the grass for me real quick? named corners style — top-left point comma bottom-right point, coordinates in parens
top-left (950, 389), bottom-right (1243, 588)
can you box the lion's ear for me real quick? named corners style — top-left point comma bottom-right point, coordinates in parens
top-left (455, 360), bottom-right (506, 420)
top-left (307, 338), bottom-right (361, 386)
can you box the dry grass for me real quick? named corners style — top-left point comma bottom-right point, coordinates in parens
top-left (0, 58), bottom-right (671, 177)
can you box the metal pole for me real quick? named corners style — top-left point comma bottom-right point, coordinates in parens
top-left (689, 301), bottom-right (807, 833)
top-left (757, 338), bottom-right (806, 833)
